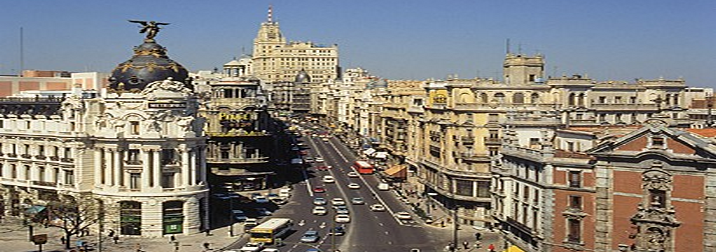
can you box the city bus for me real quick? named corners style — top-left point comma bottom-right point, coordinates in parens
top-left (248, 218), bottom-right (293, 244)
top-left (353, 160), bottom-right (374, 175)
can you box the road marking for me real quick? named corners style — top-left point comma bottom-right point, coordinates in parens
top-left (319, 222), bottom-right (326, 229)
top-left (378, 222), bottom-right (384, 226)
top-left (298, 220), bottom-right (305, 226)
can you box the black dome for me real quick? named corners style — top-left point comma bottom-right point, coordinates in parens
top-left (295, 69), bottom-right (311, 83)
top-left (108, 41), bottom-right (191, 93)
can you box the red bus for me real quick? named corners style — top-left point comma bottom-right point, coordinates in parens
top-left (353, 160), bottom-right (374, 175)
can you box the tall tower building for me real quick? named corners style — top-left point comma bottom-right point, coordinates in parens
top-left (252, 6), bottom-right (339, 84)
top-left (503, 53), bottom-right (545, 85)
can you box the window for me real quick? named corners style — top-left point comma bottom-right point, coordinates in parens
top-left (11, 164), bottom-right (16, 178)
top-left (569, 171), bottom-right (581, 188)
top-left (649, 190), bottom-right (666, 208)
top-left (567, 219), bottom-right (581, 243)
top-left (630, 96), bottom-right (637, 104)
top-left (65, 170), bottom-right (74, 184)
top-left (523, 185), bottom-right (529, 201)
top-left (569, 195), bottom-right (582, 210)
top-left (161, 173), bottom-right (175, 188)
top-left (477, 181), bottom-right (491, 198)
top-left (534, 190), bottom-right (540, 205)
top-left (130, 121), bottom-right (140, 135)
top-left (651, 136), bottom-right (665, 148)
top-left (532, 210), bottom-right (539, 229)
top-left (615, 96), bottom-right (622, 103)
top-left (127, 149), bottom-right (140, 164)
top-left (598, 96), bottom-right (606, 103)
top-left (130, 173), bottom-right (141, 189)
top-left (162, 149), bottom-right (176, 165)
top-left (38, 166), bottom-right (45, 182)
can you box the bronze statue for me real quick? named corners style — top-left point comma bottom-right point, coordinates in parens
top-left (128, 20), bottom-right (170, 41)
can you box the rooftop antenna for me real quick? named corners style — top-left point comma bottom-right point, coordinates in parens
top-left (267, 5), bottom-right (273, 23)
top-left (506, 38), bottom-right (511, 55)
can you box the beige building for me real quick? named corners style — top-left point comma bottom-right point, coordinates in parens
top-left (252, 6), bottom-right (339, 84)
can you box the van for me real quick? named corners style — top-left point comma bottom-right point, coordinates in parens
top-left (377, 183), bottom-right (390, 191)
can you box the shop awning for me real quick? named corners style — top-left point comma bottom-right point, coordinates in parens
top-left (384, 165), bottom-right (407, 178)
top-left (374, 152), bottom-right (388, 159)
top-left (25, 205), bottom-right (46, 215)
top-left (504, 245), bottom-right (525, 252)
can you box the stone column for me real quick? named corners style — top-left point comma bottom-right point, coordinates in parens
top-left (105, 150), bottom-right (113, 186)
top-left (94, 149), bottom-right (102, 186)
top-left (182, 149), bottom-right (190, 187)
top-left (141, 149), bottom-right (150, 189)
top-left (199, 147), bottom-right (207, 184)
top-left (153, 150), bottom-right (161, 188)
top-left (114, 150), bottom-right (122, 186)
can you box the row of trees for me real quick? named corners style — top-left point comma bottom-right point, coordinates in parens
top-left (33, 193), bottom-right (103, 250)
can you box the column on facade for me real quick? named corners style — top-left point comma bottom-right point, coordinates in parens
top-left (188, 150), bottom-right (196, 186)
top-left (152, 149), bottom-right (161, 188)
top-left (141, 149), bottom-right (150, 188)
top-left (113, 150), bottom-right (122, 186)
top-left (199, 147), bottom-right (207, 184)
top-left (94, 148), bottom-right (102, 186)
top-left (181, 149), bottom-right (190, 187)
top-left (105, 150), bottom-right (113, 186)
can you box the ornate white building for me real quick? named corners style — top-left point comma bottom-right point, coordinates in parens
top-left (0, 29), bottom-right (209, 237)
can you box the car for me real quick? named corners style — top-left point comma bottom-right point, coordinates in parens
top-left (250, 193), bottom-right (263, 199)
top-left (291, 146), bottom-right (300, 151)
top-left (322, 175), bottom-right (335, 183)
top-left (347, 183), bottom-right (361, 189)
top-left (299, 150), bottom-right (309, 156)
top-left (331, 198), bottom-right (345, 206)
top-left (244, 218), bottom-right (259, 231)
top-left (394, 211), bottom-right (413, 220)
top-left (300, 230), bottom-right (320, 243)
top-left (335, 205), bottom-right (349, 214)
top-left (304, 156), bottom-right (315, 163)
top-left (313, 186), bottom-right (326, 193)
top-left (261, 249), bottom-right (280, 252)
top-left (370, 204), bottom-right (386, 212)
top-left (266, 193), bottom-right (280, 200)
top-left (212, 193), bottom-right (231, 200)
top-left (271, 197), bottom-right (288, 205)
top-left (315, 156), bottom-right (324, 162)
top-left (315, 165), bottom-right (332, 171)
top-left (329, 226), bottom-right (346, 236)
top-left (313, 197), bottom-right (327, 205)
top-left (347, 171), bottom-right (359, 178)
top-left (335, 214), bottom-right (351, 223)
top-left (312, 206), bottom-right (327, 215)
top-left (351, 197), bottom-right (365, 205)
top-left (239, 242), bottom-right (264, 252)
top-left (254, 207), bottom-right (272, 216)
top-left (254, 196), bottom-right (269, 204)
top-left (305, 249), bottom-right (320, 252)
top-left (232, 210), bottom-right (248, 222)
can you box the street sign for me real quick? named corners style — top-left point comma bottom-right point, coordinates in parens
top-left (31, 234), bottom-right (47, 245)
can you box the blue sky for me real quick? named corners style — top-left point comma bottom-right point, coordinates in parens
top-left (1, 0), bottom-right (714, 87)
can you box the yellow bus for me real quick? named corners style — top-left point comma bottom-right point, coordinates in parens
top-left (248, 218), bottom-right (293, 244)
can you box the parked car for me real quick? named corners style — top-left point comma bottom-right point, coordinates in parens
top-left (254, 196), bottom-right (269, 204)
top-left (254, 207), bottom-right (272, 216)
top-left (335, 214), bottom-right (351, 223)
top-left (300, 230), bottom-right (320, 243)
top-left (313, 186), bottom-right (326, 193)
top-left (266, 193), bottom-right (280, 200)
top-left (315, 165), bottom-right (331, 171)
top-left (370, 204), bottom-right (386, 212)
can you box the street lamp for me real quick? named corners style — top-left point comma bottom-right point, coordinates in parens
top-left (228, 197), bottom-right (234, 237)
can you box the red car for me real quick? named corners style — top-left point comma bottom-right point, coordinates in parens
top-left (313, 186), bottom-right (326, 193)
top-left (316, 165), bottom-right (332, 171)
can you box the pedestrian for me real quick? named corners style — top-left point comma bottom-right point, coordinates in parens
top-left (108, 229), bottom-right (115, 238)
top-left (488, 243), bottom-right (496, 252)
top-left (463, 241), bottom-right (469, 249)
top-left (170, 234), bottom-right (176, 243)
top-left (113, 235), bottom-right (119, 244)
top-left (203, 242), bottom-right (210, 250)
top-left (441, 220), bottom-right (445, 227)
top-left (204, 228), bottom-right (211, 236)
top-left (475, 232), bottom-right (482, 240)
top-left (60, 236), bottom-right (66, 244)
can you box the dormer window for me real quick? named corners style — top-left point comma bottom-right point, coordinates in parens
top-left (650, 135), bottom-right (665, 149)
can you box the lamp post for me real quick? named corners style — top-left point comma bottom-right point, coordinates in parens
top-left (228, 198), bottom-right (234, 237)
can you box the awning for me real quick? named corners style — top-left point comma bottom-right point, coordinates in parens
top-left (504, 245), bottom-right (525, 252)
top-left (374, 152), bottom-right (388, 159)
top-left (25, 205), bottom-right (46, 215)
top-left (363, 148), bottom-right (376, 156)
top-left (384, 165), bottom-right (407, 178)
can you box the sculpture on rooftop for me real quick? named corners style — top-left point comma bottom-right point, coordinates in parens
top-left (128, 20), bottom-right (170, 41)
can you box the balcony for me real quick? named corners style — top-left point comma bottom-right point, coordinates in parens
top-left (461, 136), bottom-right (474, 145)
top-left (60, 158), bottom-right (74, 163)
top-left (206, 157), bottom-right (269, 164)
top-left (7, 153), bottom-right (17, 158)
top-left (206, 131), bottom-right (271, 137)
top-left (591, 103), bottom-right (658, 111)
top-left (484, 137), bottom-right (501, 145)
top-left (21, 154), bottom-right (32, 159)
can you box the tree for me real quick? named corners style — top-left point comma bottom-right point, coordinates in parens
top-left (46, 193), bottom-right (102, 250)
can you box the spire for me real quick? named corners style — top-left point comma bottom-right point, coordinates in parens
top-left (267, 5), bottom-right (273, 23)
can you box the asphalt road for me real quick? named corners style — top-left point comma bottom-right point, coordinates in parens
top-left (226, 134), bottom-right (449, 252)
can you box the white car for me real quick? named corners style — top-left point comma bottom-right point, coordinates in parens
top-left (347, 183), bottom-right (361, 189)
top-left (239, 242), bottom-right (264, 252)
top-left (331, 198), bottom-right (346, 206)
top-left (394, 211), bottom-right (412, 220)
top-left (335, 214), bottom-right (351, 223)
top-left (322, 175), bottom-right (335, 183)
top-left (312, 206), bottom-right (327, 215)
top-left (347, 171), bottom-right (359, 178)
top-left (370, 204), bottom-right (386, 212)
top-left (315, 156), bottom-right (324, 162)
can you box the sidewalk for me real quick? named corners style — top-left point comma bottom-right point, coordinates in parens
top-left (0, 217), bottom-right (246, 252)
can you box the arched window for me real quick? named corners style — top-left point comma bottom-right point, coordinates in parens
top-left (494, 93), bottom-right (506, 103)
top-left (568, 93), bottom-right (576, 106)
top-left (531, 93), bottom-right (540, 104)
top-left (120, 201), bottom-right (142, 235)
top-left (163, 200), bottom-right (184, 235)
top-left (480, 93), bottom-right (488, 103)
top-left (578, 94), bottom-right (585, 107)
top-left (513, 93), bottom-right (525, 104)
